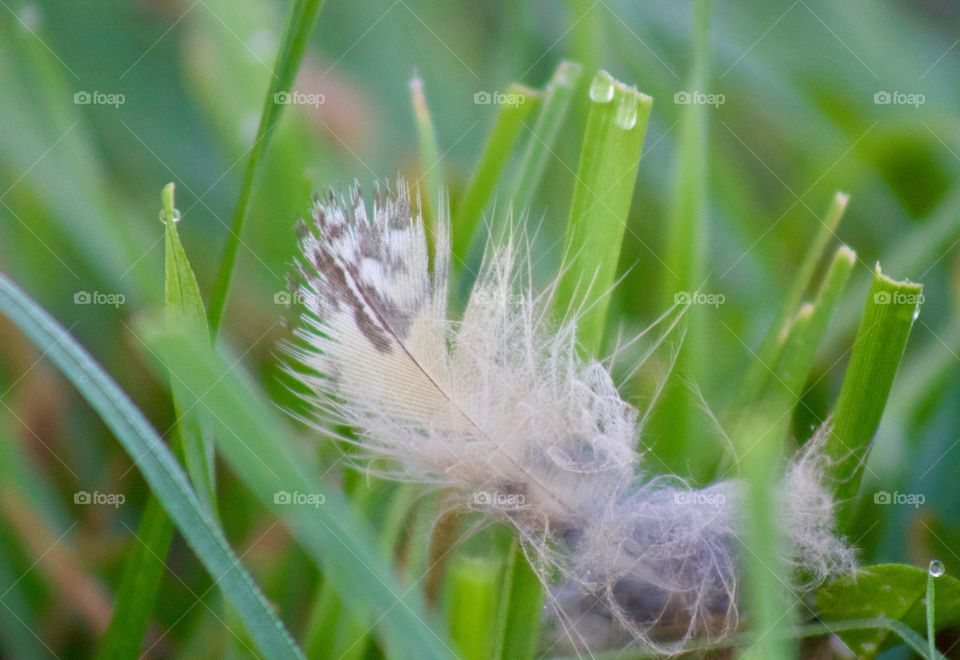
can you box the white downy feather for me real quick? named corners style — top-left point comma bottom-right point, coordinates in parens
top-left (287, 179), bottom-right (855, 655)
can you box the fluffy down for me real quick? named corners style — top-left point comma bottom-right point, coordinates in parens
top-left (287, 179), bottom-right (855, 655)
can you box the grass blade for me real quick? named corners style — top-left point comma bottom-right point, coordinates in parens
top-left (734, 246), bottom-right (855, 659)
top-left (771, 245), bottom-right (857, 404)
top-left (452, 83), bottom-right (539, 263)
top-left (739, 192), bottom-right (849, 407)
top-left (555, 70), bottom-right (653, 354)
top-left (927, 561), bottom-right (938, 660)
top-left (141, 326), bottom-right (455, 659)
top-left (411, 76), bottom-right (444, 233)
top-left (508, 61), bottom-right (582, 215)
top-left (0, 274), bottom-right (304, 659)
top-left (654, 0), bottom-right (712, 473)
top-left (98, 184), bottom-right (219, 659)
top-left (207, 0), bottom-right (326, 335)
top-left (162, 184), bottom-right (216, 510)
top-left (95, 497), bottom-right (175, 660)
top-left (827, 265), bottom-right (922, 510)
top-left (447, 556), bottom-right (500, 660)
top-left (492, 70), bottom-right (652, 660)
top-left (491, 540), bottom-right (544, 660)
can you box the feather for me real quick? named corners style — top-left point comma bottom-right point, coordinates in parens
top-left (286, 178), bottom-right (855, 656)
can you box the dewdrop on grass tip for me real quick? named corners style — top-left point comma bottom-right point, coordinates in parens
top-left (285, 178), bottom-right (855, 655)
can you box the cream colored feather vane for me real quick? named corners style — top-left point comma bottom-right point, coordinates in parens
top-left (286, 178), bottom-right (854, 655)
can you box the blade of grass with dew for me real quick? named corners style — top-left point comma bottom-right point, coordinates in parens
top-left (554, 70), bottom-right (652, 354)
top-left (493, 71), bottom-right (652, 660)
top-left (207, 0), bottom-right (325, 335)
top-left (739, 192), bottom-right (850, 408)
top-left (826, 185), bottom-right (960, 350)
top-left (140, 326), bottom-right (455, 659)
top-left (508, 61), bottom-right (583, 214)
top-left (655, 0), bottom-right (711, 474)
top-left (0, 275), bottom-right (305, 659)
top-left (826, 265), bottom-right (922, 512)
top-left (97, 184), bottom-right (218, 660)
top-left (411, 76), bottom-right (444, 233)
top-left (452, 84), bottom-right (540, 264)
top-left (928, 561), bottom-right (937, 660)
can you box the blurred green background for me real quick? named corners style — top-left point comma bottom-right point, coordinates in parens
top-left (1, 0), bottom-right (959, 656)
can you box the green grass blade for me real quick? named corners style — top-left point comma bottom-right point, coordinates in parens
top-left (411, 76), bottom-right (444, 233)
top-left (98, 184), bottom-right (220, 659)
top-left (303, 483), bottom-right (417, 659)
top-left (141, 326), bottom-right (455, 659)
top-left (660, 0), bottom-right (711, 306)
top-left (492, 70), bottom-right (652, 660)
top-left (734, 248), bottom-right (854, 660)
top-left (772, 246), bottom-right (857, 403)
top-left (95, 497), bottom-right (175, 660)
top-left (789, 618), bottom-right (942, 659)
top-left (654, 0), bottom-right (712, 473)
top-left (927, 562), bottom-right (938, 660)
top-left (446, 556), bottom-right (500, 660)
top-left (827, 265), bottom-right (922, 509)
top-left (452, 83), bottom-right (539, 263)
top-left (740, 192), bottom-right (849, 407)
top-left (207, 0), bottom-right (325, 336)
top-left (162, 184), bottom-right (217, 510)
top-left (735, 407), bottom-right (792, 660)
top-left (508, 61), bottom-right (582, 214)
top-left (491, 539), bottom-right (544, 660)
top-left (0, 274), bottom-right (305, 659)
top-left (555, 70), bottom-right (653, 355)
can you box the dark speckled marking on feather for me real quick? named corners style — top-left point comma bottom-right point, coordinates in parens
top-left (308, 243), bottom-right (394, 353)
top-left (299, 181), bottom-right (427, 355)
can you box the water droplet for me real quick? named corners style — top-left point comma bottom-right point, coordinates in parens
top-left (614, 92), bottom-right (639, 130)
top-left (929, 559), bottom-right (945, 577)
top-left (589, 71), bottom-right (615, 103)
top-left (159, 209), bottom-right (181, 225)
